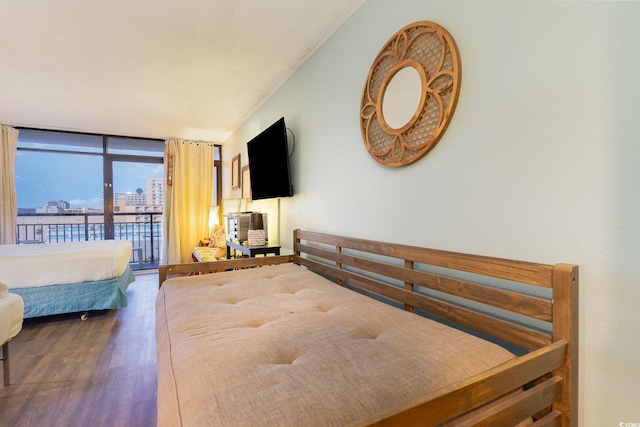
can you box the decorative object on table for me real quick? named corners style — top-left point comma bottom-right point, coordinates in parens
top-left (360, 21), bottom-right (461, 167)
top-left (231, 154), bottom-right (241, 190)
top-left (224, 212), bottom-right (267, 241)
top-left (247, 212), bottom-right (266, 246)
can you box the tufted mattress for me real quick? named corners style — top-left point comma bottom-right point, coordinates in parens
top-left (156, 263), bottom-right (516, 426)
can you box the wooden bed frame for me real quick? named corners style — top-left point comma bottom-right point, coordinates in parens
top-left (159, 229), bottom-right (578, 427)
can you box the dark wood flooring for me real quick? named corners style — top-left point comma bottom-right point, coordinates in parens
top-left (0, 272), bottom-right (158, 427)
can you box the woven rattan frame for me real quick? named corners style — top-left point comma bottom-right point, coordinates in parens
top-left (360, 21), bottom-right (461, 167)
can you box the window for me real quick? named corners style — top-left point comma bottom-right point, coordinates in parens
top-left (16, 128), bottom-right (222, 269)
top-left (16, 129), bottom-right (164, 269)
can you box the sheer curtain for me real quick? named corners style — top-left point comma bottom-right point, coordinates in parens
top-left (0, 125), bottom-right (19, 244)
top-left (162, 139), bottom-right (215, 264)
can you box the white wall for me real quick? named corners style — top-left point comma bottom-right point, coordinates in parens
top-left (222, 1), bottom-right (640, 424)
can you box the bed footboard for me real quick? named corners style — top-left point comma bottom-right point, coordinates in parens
top-left (158, 254), bottom-right (295, 285)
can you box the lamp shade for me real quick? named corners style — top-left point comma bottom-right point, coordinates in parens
top-left (249, 212), bottom-right (264, 230)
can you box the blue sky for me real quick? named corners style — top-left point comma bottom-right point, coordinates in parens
top-left (16, 151), bottom-right (164, 209)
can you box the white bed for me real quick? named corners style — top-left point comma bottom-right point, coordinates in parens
top-left (0, 240), bottom-right (135, 318)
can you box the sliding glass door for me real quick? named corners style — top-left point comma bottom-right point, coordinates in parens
top-left (105, 137), bottom-right (164, 267)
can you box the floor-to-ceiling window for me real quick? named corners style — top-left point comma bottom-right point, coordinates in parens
top-left (15, 129), bottom-right (164, 269)
top-left (15, 128), bottom-right (222, 269)
top-left (16, 129), bottom-right (110, 244)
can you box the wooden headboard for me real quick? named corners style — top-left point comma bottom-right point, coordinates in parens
top-left (293, 229), bottom-right (578, 426)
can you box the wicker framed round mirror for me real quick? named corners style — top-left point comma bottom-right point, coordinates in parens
top-left (360, 21), bottom-right (461, 167)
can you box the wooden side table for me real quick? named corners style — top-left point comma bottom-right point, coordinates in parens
top-left (226, 239), bottom-right (281, 259)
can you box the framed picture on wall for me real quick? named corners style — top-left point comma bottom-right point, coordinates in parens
top-left (242, 165), bottom-right (251, 200)
top-left (231, 154), bottom-right (240, 190)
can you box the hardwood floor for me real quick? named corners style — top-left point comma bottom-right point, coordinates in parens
top-left (0, 273), bottom-right (158, 427)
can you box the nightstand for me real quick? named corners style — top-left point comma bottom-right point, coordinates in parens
top-left (226, 239), bottom-right (281, 259)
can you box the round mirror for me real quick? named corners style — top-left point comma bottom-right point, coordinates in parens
top-left (381, 66), bottom-right (422, 130)
top-left (360, 21), bottom-right (461, 167)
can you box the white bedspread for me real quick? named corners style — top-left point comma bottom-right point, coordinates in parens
top-left (0, 290), bottom-right (24, 343)
top-left (0, 240), bottom-right (133, 289)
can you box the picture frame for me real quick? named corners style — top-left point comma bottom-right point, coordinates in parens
top-left (242, 165), bottom-right (252, 200)
top-left (231, 154), bottom-right (240, 190)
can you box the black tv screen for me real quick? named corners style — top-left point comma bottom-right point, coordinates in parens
top-left (247, 117), bottom-right (293, 200)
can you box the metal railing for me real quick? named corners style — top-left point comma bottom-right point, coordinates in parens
top-left (16, 212), bottom-right (163, 270)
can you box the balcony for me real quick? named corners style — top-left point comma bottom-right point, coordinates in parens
top-left (16, 212), bottom-right (163, 271)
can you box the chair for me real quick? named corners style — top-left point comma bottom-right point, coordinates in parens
top-left (131, 247), bottom-right (143, 268)
top-left (190, 225), bottom-right (227, 275)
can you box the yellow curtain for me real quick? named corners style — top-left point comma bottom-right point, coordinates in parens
top-left (0, 125), bottom-right (19, 244)
top-left (162, 139), bottom-right (215, 264)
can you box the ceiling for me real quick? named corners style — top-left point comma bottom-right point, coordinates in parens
top-left (0, 0), bottom-right (364, 142)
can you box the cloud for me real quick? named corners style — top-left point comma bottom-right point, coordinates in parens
top-left (69, 197), bottom-right (103, 208)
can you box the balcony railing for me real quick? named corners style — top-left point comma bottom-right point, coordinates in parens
top-left (16, 212), bottom-right (163, 271)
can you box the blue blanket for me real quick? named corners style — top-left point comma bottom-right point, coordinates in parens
top-left (11, 266), bottom-right (135, 318)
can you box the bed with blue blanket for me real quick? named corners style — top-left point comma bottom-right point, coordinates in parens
top-left (0, 240), bottom-right (135, 319)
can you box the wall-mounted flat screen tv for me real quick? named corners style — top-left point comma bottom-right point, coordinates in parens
top-left (246, 117), bottom-right (293, 200)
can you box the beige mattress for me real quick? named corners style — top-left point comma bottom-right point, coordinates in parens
top-left (156, 263), bottom-right (516, 426)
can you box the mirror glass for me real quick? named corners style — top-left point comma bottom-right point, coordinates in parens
top-left (381, 66), bottom-right (422, 130)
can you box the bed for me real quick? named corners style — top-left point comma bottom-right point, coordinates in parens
top-left (0, 240), bottom-right (135, 319)
top-left (157, 230), bottom-right (578, 426)
top-left (1, 282), bottom-right (24, 386)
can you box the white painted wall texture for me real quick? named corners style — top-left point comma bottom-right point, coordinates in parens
top-left (222, 1), bottom-right (640, 424)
